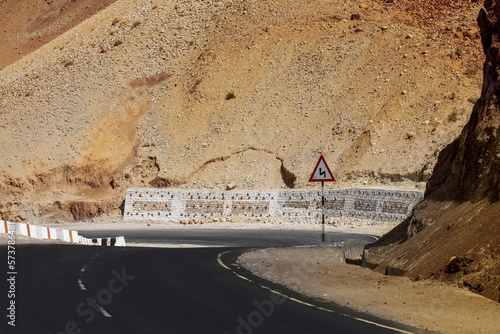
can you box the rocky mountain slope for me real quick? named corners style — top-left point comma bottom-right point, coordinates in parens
top-left (364, 0), bottom-right (500, 303)
top-left (0, 0), bottom-right (119, 70)
top-left (0, 0), bottom-right (484, 222)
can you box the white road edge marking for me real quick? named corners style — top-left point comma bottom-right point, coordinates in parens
top-left (77, 263), bottom-right (111, 317)
top-left (78, 265), bottom-right (87, 290)
top-left (217, 251), bottom-right (416, 334)
top-left (77, 278), bottom-right (87, 291)
top-left (96, 304), bottom-right (112, 317)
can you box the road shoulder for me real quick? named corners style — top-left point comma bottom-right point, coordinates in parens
top-left (238, 247), bottom-right (500, 334)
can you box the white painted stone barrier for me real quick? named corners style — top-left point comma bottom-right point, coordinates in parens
top-left (114, 236), bottom-right (126, 246)
top-left (123, 187), bottom-right (424, 222)
top-left (1, 220), bottom-right (125, 246)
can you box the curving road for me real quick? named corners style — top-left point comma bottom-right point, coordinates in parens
top-left (1, 230), bottom-right (430, 334)
top-left (78, 229), bottom-right (379, 248)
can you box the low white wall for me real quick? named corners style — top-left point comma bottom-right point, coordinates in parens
top-left (1, 220), bottom-right (125, 246)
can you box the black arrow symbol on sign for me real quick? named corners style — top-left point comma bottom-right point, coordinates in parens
top-left (319, 168), bottom-right (326, 178)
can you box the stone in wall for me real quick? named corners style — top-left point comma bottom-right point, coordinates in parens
top-left (324, 199), bottom-right (345, 210)
top-left (354, 199), bottom-right (377, 212)
top-left (382, 201), bottom-right (410, 214)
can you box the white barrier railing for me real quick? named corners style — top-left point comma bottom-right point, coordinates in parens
top-left (1, 220), bottom-right (125, 246)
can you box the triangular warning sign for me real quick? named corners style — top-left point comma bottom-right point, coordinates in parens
top-left (309, 155), bottom-right (335, 182)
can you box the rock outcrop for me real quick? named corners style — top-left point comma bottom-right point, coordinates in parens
top-left (364, 1), bottom-right (500, 302)
top-left (425, 0), bottom-right (500, 203)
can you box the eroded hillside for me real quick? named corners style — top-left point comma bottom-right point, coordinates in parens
top-left (0, 0), bottom-right (484, 221)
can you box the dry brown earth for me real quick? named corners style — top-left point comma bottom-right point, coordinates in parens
top-left (0, 0), bottom-right (485, 222)
top-left (0, 0), bottom-right (119, 70)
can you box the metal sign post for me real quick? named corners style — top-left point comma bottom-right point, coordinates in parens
top-left (309, 155), bottom-right (335, 247)
top-left (321, 181), bottom-right (325, 246)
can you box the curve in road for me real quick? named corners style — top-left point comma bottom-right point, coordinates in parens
top-left (1, 231), bottom-right (430, 334)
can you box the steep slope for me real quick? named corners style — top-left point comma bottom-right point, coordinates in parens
top-left (0, 0), bottom-right (483, 222)
top-left (364, 0), bottom-right (500, 303)
top-left (0, 0), bottom-right (119, 70)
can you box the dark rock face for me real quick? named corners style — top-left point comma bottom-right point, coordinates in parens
top-left (426, 0), bottom-right (500, 202)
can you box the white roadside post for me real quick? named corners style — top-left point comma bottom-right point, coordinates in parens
top-left (309, 154), bottom-right (336, 246)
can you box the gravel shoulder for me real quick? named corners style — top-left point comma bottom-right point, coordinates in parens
top-left (238, 247), bottom-right (500, 334)
top-left (45, 216), bottom-right (396, 234)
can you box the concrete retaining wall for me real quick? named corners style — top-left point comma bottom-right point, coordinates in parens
top-left (123, 187), bottom-right (423, 222)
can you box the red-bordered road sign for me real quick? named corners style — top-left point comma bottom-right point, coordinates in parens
top-left (309, 154), bottom-right (335, 182)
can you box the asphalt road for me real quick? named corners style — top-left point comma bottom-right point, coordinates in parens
top-left (1, 231), bottom-right (430, 334)
top-left (78, 229), bottom-right (379, 247)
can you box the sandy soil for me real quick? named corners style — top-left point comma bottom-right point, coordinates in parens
top-left (239, 247), bottom-right (500, 334)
